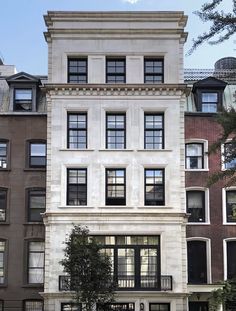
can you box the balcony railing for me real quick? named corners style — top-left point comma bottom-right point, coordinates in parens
top-left (59, 275), bottom-right (172, 291)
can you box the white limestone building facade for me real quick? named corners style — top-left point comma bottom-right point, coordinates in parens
top-left (43, 11), bottom-right (189, 311)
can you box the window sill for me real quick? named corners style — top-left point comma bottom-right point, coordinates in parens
top-left (24, 222), bottom-right (44, 225)
top-left (185, 169), bottom-right (209, 172)
top-left (60, 148), bottom-right (94, 152)
top-left (100, 206), bottom-right (131, 209)
top-left (223, 222), bottom-right (236, 225)
top-left (137, 149), bottom-right (172, 152)
top-left (137, 206), bottom-right (170, 209)
top-left (0, 222), bottom-right (10, 225)
top-left (187, 222), bottom-right (210, 225)
top-left (58, 205), bottom-right (94, 209)
top-left (24, 168), bottom-right (46, 172)
top-left (22, 284), bottom-right (44, 288)
top-left (99, 149), bottom-right (134, 152)
top-left (0, 168), bottom-right (11, 171)
top-left (0, 284), bottom-right (7, 288)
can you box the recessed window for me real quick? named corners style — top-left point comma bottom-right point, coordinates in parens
top-left (187, 191), bottom-right (205, 223)
top-left (106, 169), bottom-right (126, 205)
top-left (61, 303), bottom-right (82, 311)
top-left (150, 303), bottom-right (170, 311)
top-left (95, 235), bottom-right (160, 290)
top-left (201, 92), bottom-right (218, 113)
top-left (144, 114), bottom-right (164, 149)
top-left (14, 89), bottom-right (32, 111)
top-left (0, 141), bottom-right (8, 169)
top-left (68, 58), bottom-right (87, 83)
top-left (29, 142), bottom-right (46, 168)
top-left (0, 241), bottom-right (6, 284)
top-left (189, 302), bottom-right (208, 311)
top-left (226, 191), bottom-right (236, 223)
top-left (186, 143), bottom-right (204, 169)
top-left (187, 240), bottom-right (207, 284)
top-left (67, 169), bottom-right (87, 206)
top-left (0, 189), bottom-right (7, 222)
top-left (24, 300), bottom-right (43, 311)
top-left (224, 142), bottom-right (236, 170)
top-left (28, 241), bottom-right (44, 284)
top-left (68, 113), bottom-right (87, 149)
top-left (145, 169), bottom-right (164, 206)
top-left (28, 189), bottom-right (46, 222)
top-left (106, 113), bottom-right (126, 149)
top-left (144, 59), bottom-right (164, 83)
top-left (106, 58), bottom-right (126, 83)
top-left (227, 241), bottom-right (236, 279)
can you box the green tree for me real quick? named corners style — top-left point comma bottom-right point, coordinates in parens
top-left (60, 225), bottom-right (116, 311)
top-left (207, 107), bottom-right (236, 186)
top-left (188, 0), bottom-right (236, 54)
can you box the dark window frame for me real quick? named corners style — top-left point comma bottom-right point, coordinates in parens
top-left (106, 58), bottom-right (126, 84)
top-left (0, 239), bottom-right (7, 286)
top-left (106, 168), bottom-right (126, 206)
top-left (227, 240), bottom-right (236, 279)
top-left (187, 240), bottom-right (207, 284)
top-left (23, 299), bottom-right (44, 311)
top-left (27, 240), bottom-right (45, 285)
top-left (144, 169), bottom-right (165, 206)
top-left (68, 58), bottom-right (88, 84)
top-left (185, 143), bottom-right (204, 169)
top-left (67, 168), bottom-right (87, 206)
top-left (0, 139), bottom-right (9, 169)
top-left (149, 303), bottom-right (170, 311)
top-left (27, 188), bottom-right (46, 223)
top-left (95, 235), bottom-right (160, 291)
top-left (200, 91), bottom-right (218, 113)
top-left (0, 300), bottom-right (3, 311)
top-left (187, 190), bottom-right (206, 223)
top-left (226, 190), bottom-right (236, 223)
top-left (0, 188), bottom-right (7, 223)
top-left (188, 302), bottom-right (209, 311)
top-left (98, 303), bottom-right (135, 311)
top-left (106, 113), bottom-right (126, 149)
top-left (144, 58), bottom-right (164, 84)
top-left (144, 113), bottom-right (164, 150)
top-left (67, 112), bottom-right (88, 149)
top-left (28, 140), bottom-right (46, 168)
top-left (14, 88), bottom-right (33, 112)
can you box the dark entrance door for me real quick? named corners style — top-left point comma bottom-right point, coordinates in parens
top-left (189, 302), bottom-right (208, 311)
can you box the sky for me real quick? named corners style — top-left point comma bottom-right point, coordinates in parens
top-left (0, 0), bottom-right (235, 75)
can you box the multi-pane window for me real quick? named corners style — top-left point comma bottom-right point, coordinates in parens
top-left (144, 59), bottom-right (164, 83)
top-left (186, 143), bottom-right (204, 169)
top-left (14, 89), bottom-right (32, 111)
top-left (0, 141), bottom-right (8, 169)
top-left (28, 189), bottom-right (46, 222)
top-left (68, 113), bottom-right (87, 149)
top-left (144, 114), bottom-right (164, 149)
top-left (224, 143), bottom-right (236, 169)
top-left (24, 300), bottom-right (43, 311)
top-left (68, 58), bottom-right (87, 83)
top-left (28, 241), bottom-right (44, 284)
top-left (98, 303), bottom-right (135, 311)
top-left (145, 169), bottom-right (164, 206)
top-left (67, 169), bottom-right (87, 206)
top-left (226, 191), bottom-right (236, 223)
top-left (189, 302), bottom-right (208, 311)
top-left (0, 189), bottom-right (7, 222)
top-left (106, 114), bottom-right (126, 149)
top-left (227, 241), bottom-right (236, 279)
top-left (187, 191), bottom-right (205, 223)
top-left (106, 169), bottom-right (126, 205)
top-left (150, 303), bottom-right (170, 311)
top-left (187, 240), bottom-right (207, 284)
top-left (106, 58), bottom-right (126, 83)
top-left (95, 235), bottom-right (160, 290)
top-left (201, 92), bottom-right (218, 113)
top-left (61, 304), bottom-right (81, 311)
top-left (0, 241), bottom-right (6, 284)
top-left (29, 142), bottom-right (46, 168)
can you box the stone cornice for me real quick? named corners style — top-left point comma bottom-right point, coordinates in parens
top-left (43, 83), bottom-right (189, 97)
